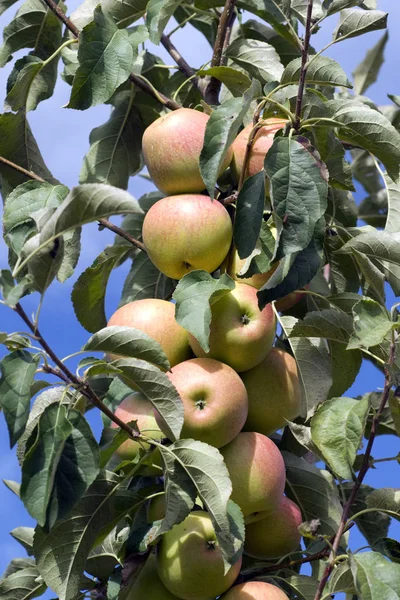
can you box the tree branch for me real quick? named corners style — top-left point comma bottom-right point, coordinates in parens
top-left (40, 0), bottom-right (181, 110)
top-left (313, 334), bottom-right (397, 600)
top-left (0, 156), bottom-right (46, 182)
top-left (160, 34), bottom-right (204, 96)
top-left (204, 0), bottom-right (236, 105)
top-left (294, 0), bottom-right (314, 131)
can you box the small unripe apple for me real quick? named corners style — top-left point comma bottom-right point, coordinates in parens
top-left (147, 494), bottom-right (166, 522)
top-left (142, 108), bottom-right (233, 195)
top-left (127, 552), bottom-right (180, 599)
top-left (231, 118), bottom-right (287, 183)
top-left (220, 432), bottom-right (286, 517)
top-left (157, 511), bottom-right (242, 600)
top-left (107, 298), bottom-right (191, 367)
top-left (142, 195), bottom-right (233, 280)
top-left (156, 358), bottom-right (248, 448)
top-left (244, 496), bottom-right (302, 559)
top-left (188, 282), bottom-right (276, 373)
top-left (241, 348), bottom-right (302, 436)
top-left (221, 581), bottom-right (290, 599)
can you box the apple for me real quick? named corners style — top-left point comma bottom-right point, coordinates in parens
top-left (142, 108), bottom-right (233, 195)
top-left (231, 118), bottom-right (287, 183)
top-left (221, 581), bottom-right (290, 599)
top-left (229, 250), bottom-right (278, 290)
top-left (142, 195), bottom-right (233, 280)
top-left (127, 552), bottom-right (180, 599)
top-left (241, 348), bottom-right (301, 436)
top-left (157, 511), bottom-right (242, 600)
top-left (220, 432), bottom-right (285, 517)
top-left (147, 493), bottom-right (166, 522)
top-left (275, 290), bottom-right (305, 312)
top-left (107, 298), bottom-right (191, 367)
top-left (156, 358), bottom-right (248, 448)
top-left (188, 282), bottom-right (276, 373)
top-left (244, 496), bottom-right (302, 559)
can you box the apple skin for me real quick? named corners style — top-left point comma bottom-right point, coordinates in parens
top-left (275, 290), bottom-right (304, 312)
top-left (221, 581), bottom-right (290, 600)
top-left (229, 250), bottom-right (278, 289)
top-left (231, 118), bottom-right (287, 183)
top-left (142, 195), bottom-right (233, 280)
top-left (127, 552), bottom-right (180, 599)
top-left (220, 432), bottom-right (286, 518)
top-left (142, 108), bottom-right (233, 195)
top-left (241, 348), bottom-right (302, 436)
top-left (244, 496), bottom-right (302, 560)
top-left (147, 494), bottom-right (166, 522)
top-left (157, 511), bottom-right (242, 600)
top-left (156, 358), bottom-right (248, 448)
top-left (188, 282), bottom-right (276, 373)
top-left (107, 298), bottom-right (191, 367)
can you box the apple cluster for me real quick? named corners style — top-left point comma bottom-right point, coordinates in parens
top-left (107, 109), bottom-right (304, 600)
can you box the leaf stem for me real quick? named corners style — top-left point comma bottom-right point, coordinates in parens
top-left (41, 37), bottom-right (78, 68)
top-left (294, 0), bottom-right (314, 131)
top-left (98, 218), bottom-right (146, 253)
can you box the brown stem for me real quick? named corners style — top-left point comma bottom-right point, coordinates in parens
top-left (41, 0), bottom-right (180, 110)
top-left (160, 34), bottom-right (204, 96)
top-left (204, 0), bottom-right (236, 105)
top-left (0, 156), bottom-right (46, 183)
top-left (294, 0), bottom-right (314, 131)
top-left (313, 335), bottom-right (397, 600)
top-left (238, 122), bottom-right (264, 189)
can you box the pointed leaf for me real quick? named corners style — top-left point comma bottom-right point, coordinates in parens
top-left (351, 552), bottom-right (400, 599)
top-left (290, 308), bottom-right (353, 343)
top-left (348, 298), bottom-right (395, 350)
top-left (333, 8), bottom-right (388, 42)
top-left (0, 566), bottom-right (46, 600)
top-left (119, 253), bottom-right (175, 305)
top-left (197, 66), bottom-right (251, 97)
top-left (234, 172), bottom-right (265, 259)
top-left (322, 0), bottom-right (364, 16)
top-left (10, 526), bottom-right (35, 556)
top-left (367, 488), bottom-right (400, 519)
top-left (338, 230), bottom-right (400, 267)
top-left (282, 55), bottom-right (352, 88)
top-left (146, 0), bottom-right (183, 44)
top-left (353, 31), bottom-right (388, 95)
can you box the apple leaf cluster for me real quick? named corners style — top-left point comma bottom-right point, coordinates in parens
top-left (0, 0), bottom-right (400, 599)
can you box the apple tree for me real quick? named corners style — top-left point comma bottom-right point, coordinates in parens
top-left (0, 0), bottom-right (399, 598)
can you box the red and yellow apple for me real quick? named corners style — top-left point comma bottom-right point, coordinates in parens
top-left (157, 511), bottom-right (242, 600)
top-left (241, 348), bottom-right (302, 436)
top-left (220, 432), bottom-right (286, 517)
top-left (222, 581), bottom-right (290, 599)
top-left (142, 108), bottom-right (233, 195)
top-left (127, 552), bottom-right (180, 599)
top-left (188, 282), bottom-right (276, 373)
top-left (107, 298), bottom-right (191, 367)
top-left (245, 496), bottom-right (302, 559)
top-left (142, 195), bottom-right (233, 280)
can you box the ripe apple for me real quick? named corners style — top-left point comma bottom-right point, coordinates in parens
top-left (157, 511), bottom-right (242, 600)
top-left (275, 290), bottom-right (305, 312)
top-left (220, 432), bottom-right (285, 517)
top-left (229, 250), bottom-right (278, 289)
top-left (142, 108), bottom-right (233, 195)
top-left (107, 298), bottom-right (191, 367)
top-left (188, 282), bottom-right (276, 373)
top-left (244, 496), bottom-right (302, 559)
top-left (156, 358), bottom-right (248, 448)
top-left (127, 552), bottom-right (180, 599)
top-left (142, 195), bottom-right (233, 280)
top-left (221, 581), bottom-right (290, 599)
top-left (241, 348), bottom-right (301, 436)
top-left (231, 118), bottom-right (287, 183)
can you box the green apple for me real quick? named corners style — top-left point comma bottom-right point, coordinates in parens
top-left (231, 118), bottom-right (287, 183)
top-left (241, 348), bottom-right (302, 436)
top-left (221, 581), bottom-right (290, 599)
top-left (244, 496), bottom-right (302, 559)
top-left (147, 493), bottom-right (166, 522)
top-left (229, 251), bottom-right (278, 290)
top-left (157, 511), bottom-right (242, 600)
top-left (142, 108), bottom-right (233, 195)
top-left (142, 195), bottom-right (233, 280)
top-left (156, 358), bottom-right (248, 448)
top-left (220, 432), bottom-right (285, 517)
top-left (127, 552), bottom-right (180, 599)
top-left (107, 298), bottom-right (191, 367)
top-left (188, 282), bottom-right (276, 373)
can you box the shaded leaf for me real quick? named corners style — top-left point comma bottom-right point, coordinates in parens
top-left (351, 551), bottom-right (400, 599)
top-left (234, 172), bottom-right (265, 259)
top-left (198, 66), bottom-right (251, 97)
top-left (343, 483), bottom-right (390, 544)
top-left (373, 538), bottom-right (400, 564)
top-left (329, 341), bottom-right (362, 398)
top-left (353, 31), bottom-right (388, 95)
top-left (367, 488), bottom-right (400, 519)
top-left (290, 308), bottom-right (353, 344)
top-left (9, 526), bottom-right (35, 556)
top-left (0, 565), bottom-right (46, 600)
top-left (119, 253), bottom-right (175, 306)
top-left (333, 8), bottom-right (388, 42)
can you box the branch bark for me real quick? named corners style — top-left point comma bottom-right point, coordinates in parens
top-left (160, 34), bottom-right (204, 96)
top-left (294, 0), bottom-right (314, 131)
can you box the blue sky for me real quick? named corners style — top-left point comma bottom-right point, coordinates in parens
top-left (0, 0), bottom-right (399, 596)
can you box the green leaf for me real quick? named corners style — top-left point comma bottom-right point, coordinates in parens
top-left (367, 488), bottom-right (400, 519)
top-left (343, 483), bottom-right (390, 544)
top-left (310, 395), bottom-right (369, 479)
top-left (3, 479), bottom-right (21, 497)
top-left (338, 230), bottom-right (400, 268)
top-left (119, 253), bottom-right (175, 306)
top-left (348, 298), bottom-right (395, 350)
top-left (384, 174), bottom-right (400, 234)
top-left (146, 0), bottom-right (183, 44)
top-left (83, 325), bottom-right (170, 370)
top-left (68, 6), bottom-right (135, 109)
top-left (21, 234), bottom-right (65, 294)
top-left (322, 0), bottom-right (364, 16)
top-left (234, 172), bottom-right (265, 259)
top-left (373, 538), bottom-right (400, 564)
top-left (389, 394), bottom-right (400, 437)
top-left (353, 31), bottom-right (388, 95)
top-left (0, 566), bottom-right (47, 600)
top-left (158, 452), bottom-right (196, 534)
top-left (101, 378), bottom-right (132, 427)
top-left (0, 0), bottom-right (20, 16)
top-left (101, 0), bottom-right (148, 27)
top-left (200, 80), bottom-right (261, 198)
top-left (5, 56), bottom-right (43, 112)
top-left (333, 8), bottom-right (388, 42)
top-left (270, 572), bottom-right (321, 600)
top-left (264, 137), bottom-right (328, 259)
top-left (110, 357), bottom-right (184, 440)
top-left (10, 526), bottom-right (35, 555)
top-left (225, 38), bottom-right (283, 84)
top-left (282, 55), bottom-right (352, 88)
top-left (236, 220), bottom-right (275, 279)
top-left (239, 19), bottom-right (301, 67)
top-left (197, 66), bottom-right (251, 97)
top-left (327, 561), bottom-right (357, 595)
top-left (86, 525), bottom-right (126, 577)
top-left (290, 308), bottom-right (353, 343)
top-left (173, 271), bottom-right (235, 353)
top-left (0, 350), bottom-right (40, 447)
top-left (351, 551), bottom-right (400, 599)
top-left (21, 404), bottom-right (99, 529)
top-left (291, 0), bottom-right (324, 23)
top-left (329, 341), bottom-right (362, 398)
top-left (57, 227), bottom-right (81, 283)
top-left (72, 245), bottom-right (130, 334)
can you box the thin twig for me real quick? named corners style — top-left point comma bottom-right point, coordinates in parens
top-left (313, 334), bottom-right (397, 600)
top-left (294, 0), bottom-right (314, 131)
top-left (160, 34), bottom-right (204, 96)
top-left (0, 156), bottom-right (46, 182)
top-left (204, 0), bottom-right (236, 105)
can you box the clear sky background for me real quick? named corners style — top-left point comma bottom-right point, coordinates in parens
top-left (0, 0), bottom-right (399, 597)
